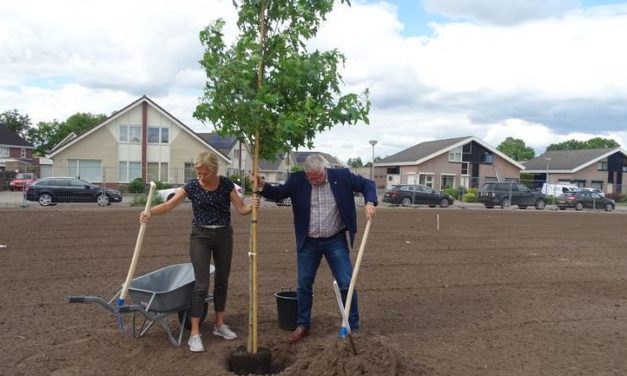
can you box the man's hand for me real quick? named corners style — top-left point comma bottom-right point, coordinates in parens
top-left (248, 175), bottom-right (265, 192)
top-left (364, 203), bottom-right (376, 221)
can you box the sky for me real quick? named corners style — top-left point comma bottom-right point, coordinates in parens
top-left (2, 0), bottom-right (627, 164)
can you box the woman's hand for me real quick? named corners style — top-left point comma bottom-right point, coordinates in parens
top-left (139, 211), bottom-right (151, 224)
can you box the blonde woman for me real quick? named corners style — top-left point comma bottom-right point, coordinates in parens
top-left (140, 151), bottom-right (258, 352)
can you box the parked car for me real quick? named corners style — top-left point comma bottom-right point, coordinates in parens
top-left (157, 182), bottom-right (243, 202)
top-left (382, 184), bottom-right (454, 208)
top-left (9, 172), bottom-right (37, 191)
top-left (25, 177), bottom-right (123, 206)
top-left (580, 187), bottom-right (605, 197)
top-left (478, 182), bottom-right (546, 209)
top-left (556, 190), bottom-right (615, 211)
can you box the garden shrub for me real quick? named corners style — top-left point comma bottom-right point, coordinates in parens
top-left (131, 192), bottom-right (162, 207)
top-left (442, 187), bottom-right (458, 199)
top-left (128, 178), bottom-right (145, 193)
top-left (462, 187), bottom-right (479, 203)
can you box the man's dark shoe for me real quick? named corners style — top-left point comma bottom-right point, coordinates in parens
top-left (288, 326), bottom-right (309, 343)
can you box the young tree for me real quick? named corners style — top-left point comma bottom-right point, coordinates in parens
top-left (194, 0), bottom-right (370, 353)
top-left (497, 137), bottom-right (535, 161)
top-left (0, 110), bottom-right (32, 139)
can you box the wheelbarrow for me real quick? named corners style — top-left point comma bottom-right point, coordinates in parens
top-left (68, 262), bottom-right (214, 346)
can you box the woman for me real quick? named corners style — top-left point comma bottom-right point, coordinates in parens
top-left (140, 151), bottom-right (257, 352)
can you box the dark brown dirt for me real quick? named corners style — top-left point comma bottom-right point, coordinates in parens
top-left (1, 205), bottom-right (627, 375)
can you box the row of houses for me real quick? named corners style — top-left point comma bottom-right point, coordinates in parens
top-left (372, 137), bottom-right (627, 193)
top-left (2, 95), bottom-right (626, 194)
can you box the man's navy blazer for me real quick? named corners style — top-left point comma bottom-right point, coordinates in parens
top-left (259, 168), bottom-right (378, 252)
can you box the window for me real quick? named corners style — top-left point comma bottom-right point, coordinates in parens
top-left (119, 125), bottom-right (128, 142)
top-left (448, 147), bottom-right (462, 162)
top-left (481, 152), bottom-right (494, 164)
top-left (147, 127), bottom-right (169, 144)
top-left (147, 162), bottom-right (169, 182)
top-left (591, 181), bottom-right (603, 189)
top-left (119, 161), bottom-right (141, 183)
top-left (461, 163), bottom-right (468, 175)
top-left (0, 147), bottom-right (9, 158)
top-left (119, 125), bottom-right (142, 143)
top-left (598, 160), bottom-right (608, 171)
top-left (21, 148), bottom-right (26, 158)
top-left (441, 175), bottom-right (455, 189)
top-left (184, 162), bottom-right (195, 182)
top-left (419, 174), bottom-right (434, 187)
top-left (147, 128), bottom-right (159, 143)
top-left (68, 160), bottom-right (102, 182)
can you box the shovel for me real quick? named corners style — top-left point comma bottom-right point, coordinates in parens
top-left (334, 219), bottom-right (372, 352)
top-left (116, 181), bottom-right (157, 307)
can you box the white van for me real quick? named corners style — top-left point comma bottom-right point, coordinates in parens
top-left (541, 183), bottom-right (580, 196)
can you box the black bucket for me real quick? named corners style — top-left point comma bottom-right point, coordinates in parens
top-left (274, 290), bottom-right (298, 331)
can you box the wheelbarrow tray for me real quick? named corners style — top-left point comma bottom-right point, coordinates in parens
top-left (127, 263), bottom-right (196, 313)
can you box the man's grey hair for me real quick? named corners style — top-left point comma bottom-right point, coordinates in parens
top-left (303, 154), bottom-right (328, 172)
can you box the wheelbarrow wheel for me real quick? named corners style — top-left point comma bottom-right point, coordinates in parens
top-left (178, 302), bottom-right (208, 330)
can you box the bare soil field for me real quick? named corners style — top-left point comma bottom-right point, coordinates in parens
top-left (1, 205), bottom-right (627, 376)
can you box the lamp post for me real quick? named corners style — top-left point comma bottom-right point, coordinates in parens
top-left (369, 140), bottom-right (377, 181)
top-left (544, 157), bottom-right (551, 187)
top-left (544, 157), bottom-right (551, 207)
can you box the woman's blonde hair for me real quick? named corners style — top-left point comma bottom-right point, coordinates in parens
top-left (193, 151), bottom-right (219, 173)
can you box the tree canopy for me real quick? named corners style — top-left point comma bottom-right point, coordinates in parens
top-left (496, 137), bottom-right (535, 161)
top-left (347, 157), bottom-right (363, 167)
top-left (0, 110), bottom-right (32, 139)
top-left (546, 137), bottom-right (619, 151)
top-left (193, 0), bottom-right (370, 161)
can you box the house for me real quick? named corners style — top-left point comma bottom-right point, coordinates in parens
top-left (375, 136), bottom-right (524, 190)
top-left (0, 124), bottom-right (37, 173)
top-left (197, 132), bottom-right (253, 177)
top-left (523, 148), bottom-right (627, 194)
top-left (258, 152), bottom-right (296, 183)
top-left (48, 96), bottom-right (230, 186)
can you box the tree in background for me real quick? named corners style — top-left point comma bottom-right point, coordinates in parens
top-left (546, 137), bottom-right (619, 151)
top-left (364, 156), bottom-right (382, 167)
top-left (194, 0), bottom-right (370, 354)
top-left (0, 110), bottom-right (32, 139)
top-left (27, 112), bottom-right (106, 155)
top-left (497, 137), bottom-right (535, 161)
top-left (347, 157), bottom-right (363, 167)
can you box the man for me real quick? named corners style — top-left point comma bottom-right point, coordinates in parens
top-left (254, 154), bottom-right (377, 343)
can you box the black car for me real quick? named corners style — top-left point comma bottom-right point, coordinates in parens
top-left (26, 177), bottom-right (123, 206)
top-left (556, 190), bottom-right (615, 211)
top-left (382, 184), bottom-right (454, 207)
top-left (478, 182), bottom-right (546, 209)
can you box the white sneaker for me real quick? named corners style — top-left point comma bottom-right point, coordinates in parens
top-left (187, 334), bottom-right (204, 352)
top-left (213, 324), bottom-right (237, 340)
